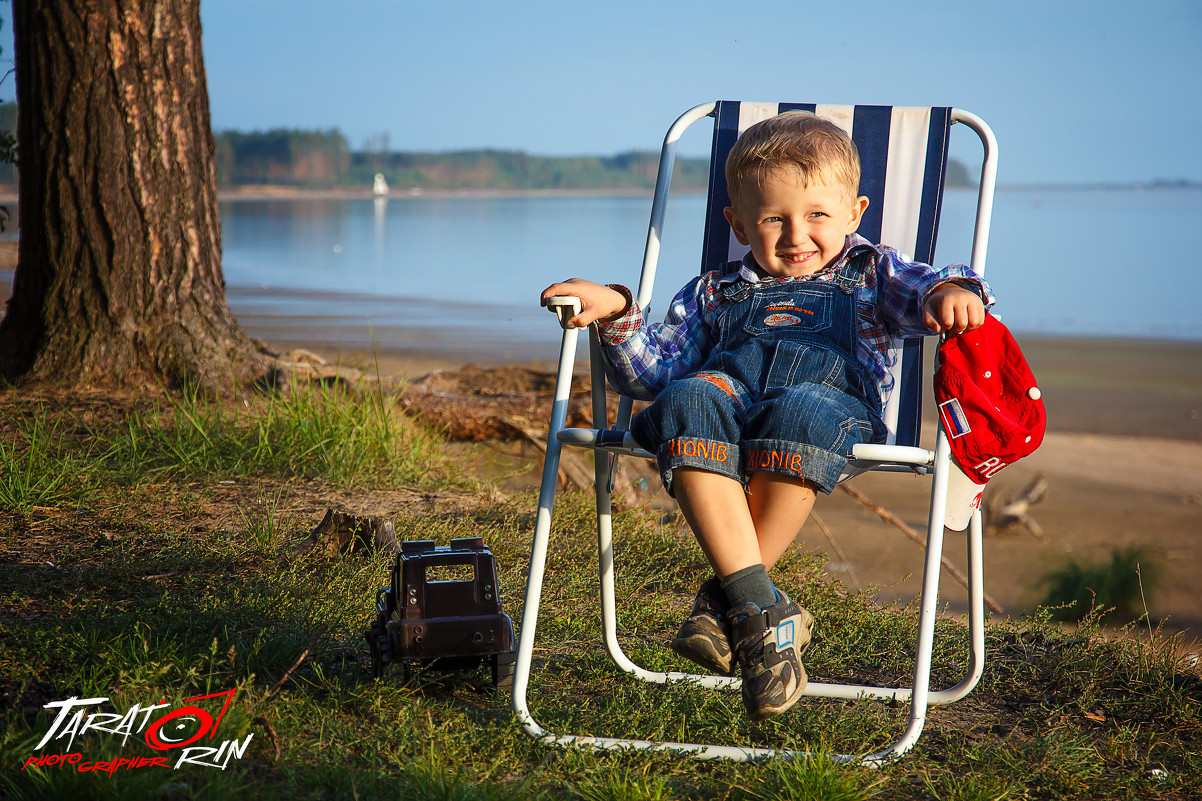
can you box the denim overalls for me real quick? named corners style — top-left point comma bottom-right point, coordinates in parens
top-left (631, 253), bottom-right (887, 496)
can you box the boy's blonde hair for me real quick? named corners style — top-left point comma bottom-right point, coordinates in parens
top-left (725, 111), bottom-right (861, 206)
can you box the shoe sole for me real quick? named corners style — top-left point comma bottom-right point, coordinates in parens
top-left (746, 661), bottom-right (808, 721)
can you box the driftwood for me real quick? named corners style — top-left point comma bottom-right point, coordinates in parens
top-left (809, 511), bottom-right (863, 592)
top-left (983, 472), bottom-right (1048, 539)
top-left (399, 365), bottom-right (601, 441)
top-left (400, 365), bottom-right (643, 498)
top-left (255, 348), bottom-right (364, 394)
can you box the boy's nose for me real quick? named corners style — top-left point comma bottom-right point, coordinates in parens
top-left (780, 219), bottom-right (802, 244)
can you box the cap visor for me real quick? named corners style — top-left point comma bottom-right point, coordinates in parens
top-left (944, 461), bottom-right (986, 531)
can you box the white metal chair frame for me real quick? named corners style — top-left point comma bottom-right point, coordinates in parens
top-left (511, 102), bottom-right (999, 766)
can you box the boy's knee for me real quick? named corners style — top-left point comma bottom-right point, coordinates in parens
top-left (640, 372), bottom-right (747, 437)
top-left (662, 371), bottom-right (749, 412)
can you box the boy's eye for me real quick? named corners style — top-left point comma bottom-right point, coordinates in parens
top-left (762, 216), bottom-right (782, 224)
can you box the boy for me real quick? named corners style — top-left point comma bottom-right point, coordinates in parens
top-left (540, 111), bottom-right (991, 721)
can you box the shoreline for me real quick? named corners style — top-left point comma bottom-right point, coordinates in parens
top-left (3, 261), bottom-right (1200, 442)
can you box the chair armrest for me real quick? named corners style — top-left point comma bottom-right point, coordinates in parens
top-left (545, 296), bottom-right (582, 329)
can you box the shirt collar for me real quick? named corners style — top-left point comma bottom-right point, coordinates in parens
top-left (723, 234), bottom-right (878, 285)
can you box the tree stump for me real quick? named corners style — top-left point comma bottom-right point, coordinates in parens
top-left (308, 509), bottom-right (399, 557)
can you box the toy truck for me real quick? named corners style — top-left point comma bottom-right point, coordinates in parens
top-left (366, 537), bottom-right (516, 691)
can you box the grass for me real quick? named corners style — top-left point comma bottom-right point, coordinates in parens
top-left (105, 379), bottom-right (445, 488)
top-left (1, 387), bottom-right (1200, 800)
top-left (0, 409), bottom-right (102, 509)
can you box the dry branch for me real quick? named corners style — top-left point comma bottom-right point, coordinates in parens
top-left (838, 483), bottom-right (1004, 614)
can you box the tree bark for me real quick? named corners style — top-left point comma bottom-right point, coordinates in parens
top-left (0, 0), bottom-right (268, 390)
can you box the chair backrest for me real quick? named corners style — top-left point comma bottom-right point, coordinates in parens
top-left (698, 102), bottom-right (954, 447)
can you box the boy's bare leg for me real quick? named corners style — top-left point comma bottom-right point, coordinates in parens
top-left (672, 466), bottom-right (815, 721)
top-left (671, 467), bottom-right (761, 578)
top-left (745, 471), bottom-right (818, 569)
top-left (673, 467), bottom-right (816, 576)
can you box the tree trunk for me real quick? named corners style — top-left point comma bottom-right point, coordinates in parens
top-left (0, 0), bottom-right (268, 390)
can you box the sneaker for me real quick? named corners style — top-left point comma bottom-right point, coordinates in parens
top-left (669, 579), bottom-right (734, 675)
top-left (727, 592), bottom-right (814, 721)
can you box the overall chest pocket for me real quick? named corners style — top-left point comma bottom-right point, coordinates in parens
top-left (742, 288), bottom-right (832, 338)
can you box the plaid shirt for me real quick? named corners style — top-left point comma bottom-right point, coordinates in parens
top-left (596, 233), bottom-right (994, 402)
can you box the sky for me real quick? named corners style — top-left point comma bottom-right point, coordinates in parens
top-left (1, 0), bottom-right (1200, 185)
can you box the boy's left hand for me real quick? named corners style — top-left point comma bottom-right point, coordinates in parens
top-left (923, 283), bottom-right (986, 335)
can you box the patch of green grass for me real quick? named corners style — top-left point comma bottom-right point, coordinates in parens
top-left (1, 394), bottom-right (1200, 800)
top-left (1039, 544), bottom-right (1162, 623)
top-left (0, 380), bottom-right (447, 519)
top-left (237, 482), bottom-right (295, 553)
top-left (104, 379), bottom-right (444, 488)
top-left (0, 409), bottom-right (100, 510)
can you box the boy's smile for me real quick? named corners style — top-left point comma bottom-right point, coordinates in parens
top-left (723, 169), bottom-right (869, 279)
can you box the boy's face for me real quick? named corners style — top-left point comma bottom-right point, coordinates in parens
top-left (723, 168), bottom-right (869, 279)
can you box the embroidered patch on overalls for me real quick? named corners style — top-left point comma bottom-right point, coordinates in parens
top-left (763, 313), bottom-right (802, 327)
top-left (667, 438), bottom-right (731, 463)
top-left (698, 373), bottom-right (739, 399)
top-left (762, 304), bottom-right (815, 327)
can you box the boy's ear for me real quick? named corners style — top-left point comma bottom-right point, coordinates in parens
top-left (844, 196), bottom-right (870, 235)
top-left (723, 206), bottom-right (751, 245)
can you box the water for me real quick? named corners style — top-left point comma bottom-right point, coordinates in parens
top-left (195, 186), bottom-right (1202, 357)
top-left (931, 186), bottom-right (1202, 341)
top-left (219, 192), bottom-right (707, 360)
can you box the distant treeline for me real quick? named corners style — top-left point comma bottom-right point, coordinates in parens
top-left (211, 128), bottom-right (977, 191)
top-left (212, 128), bottom-right (977, 190)
top-left (212, 127), bottom-right (713, 191)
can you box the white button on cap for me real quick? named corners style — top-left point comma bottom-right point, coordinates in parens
top-left (1028, 387), bottom-right (1042, 400)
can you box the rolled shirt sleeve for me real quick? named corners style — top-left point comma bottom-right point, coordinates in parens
top-left (594, 276), bottom-right (717, 400)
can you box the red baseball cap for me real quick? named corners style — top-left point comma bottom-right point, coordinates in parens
top-left (934, 314), bottom-right (1046, 530)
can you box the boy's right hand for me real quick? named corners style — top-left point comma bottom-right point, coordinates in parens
top-left (540, 279), bottom-right (629, 328)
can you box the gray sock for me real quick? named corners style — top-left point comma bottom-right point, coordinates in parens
top-left (698, 575), bottom-right (730, 611)
top-left (720, 564), bottom-right (777, 611)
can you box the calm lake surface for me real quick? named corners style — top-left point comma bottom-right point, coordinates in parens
top-left (216, 186), bottom-right (1202, 361)
top-left (4, 187), bottom-right (1194, 362)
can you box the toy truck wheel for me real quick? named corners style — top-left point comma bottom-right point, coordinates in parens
top-left (491, 652), bottom-right (515, 692)
top-left (365, 626), bottom-right (387, 679)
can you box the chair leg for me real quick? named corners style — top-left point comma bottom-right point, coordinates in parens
top-left (593, 453), bottom-right (740, 689)
top-left (930, 509), bottom-right (987, 705)
top-left (857, 427), bottom-right (992, 765)
top-left (516, 392), bottom-right (986, 764)
top-left (512, 326), bottom-right (579, 740)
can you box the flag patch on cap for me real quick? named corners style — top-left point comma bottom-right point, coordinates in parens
top-left (938, 398), bottom-right (972, 439)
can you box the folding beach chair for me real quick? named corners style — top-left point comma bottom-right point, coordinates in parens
top-left (512, 101), bottom-right (999, 765)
